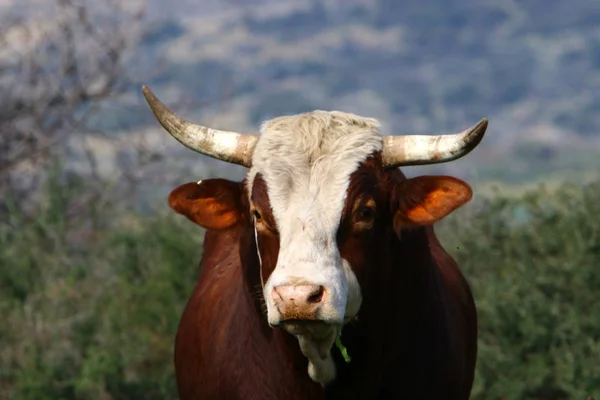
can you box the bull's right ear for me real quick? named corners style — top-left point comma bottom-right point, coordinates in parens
top-left (168, 179), bottom-right (243, 230)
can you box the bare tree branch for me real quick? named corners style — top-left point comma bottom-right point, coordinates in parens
top-left (0, 0), bottom-right (146, 200)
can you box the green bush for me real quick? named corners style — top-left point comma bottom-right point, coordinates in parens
top-left (439, 182), bottom-right (600, 399)
top-left (0, 169), bottom-right (201, 399)
top-left (1, 170), bottom-right (599, 399)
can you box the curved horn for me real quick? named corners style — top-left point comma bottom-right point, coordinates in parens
top-left (142, 85), bottom-right (258, 167)
top-left (381, 118), bottom-right (488, 167)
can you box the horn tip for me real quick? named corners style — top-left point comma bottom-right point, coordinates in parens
top-left (141, 85), bottom-right (166, 118)
top-left (476, 117), bottom-right (488, 129)
top-left (470, 117), bottom-right (489, 138)
top-left (460, 118), bottom-right (488, 154)
top-left (141, 85), bottom-right (154, 100)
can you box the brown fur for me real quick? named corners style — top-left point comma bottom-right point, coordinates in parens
top-left (171, 153), bottom-right (477, 399)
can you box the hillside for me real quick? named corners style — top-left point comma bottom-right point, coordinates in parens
top-left (123, 0), bottom-right (600, 184)
top-left (2, 0), bottom-right (600, 207)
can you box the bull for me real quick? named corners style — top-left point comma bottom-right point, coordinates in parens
top-left (142, 85), bottom-right (487, 400)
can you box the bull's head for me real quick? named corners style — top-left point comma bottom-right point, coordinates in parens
top-left (143, 86), bottom-right (487, 385)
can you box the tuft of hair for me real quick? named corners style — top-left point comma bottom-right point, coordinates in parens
top-left (258, 110), bottom-right (381, 164)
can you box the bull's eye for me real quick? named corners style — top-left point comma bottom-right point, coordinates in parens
top-left (358, 207), bottom-right (375, 221)
top-left (253, 210), bottom-right (262, 221)
top-left (350, 198), bottom-right (377, 231)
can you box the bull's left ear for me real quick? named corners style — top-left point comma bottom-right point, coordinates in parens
top-left (168, 179), bottom-right (243, 230)
top-left (392, 176), bottom-right (472, 232)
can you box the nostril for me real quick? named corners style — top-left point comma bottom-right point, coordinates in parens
top-left (307, 285), bottom-right (325, 304)
top-left (272, 287), bottom-right (283, 302)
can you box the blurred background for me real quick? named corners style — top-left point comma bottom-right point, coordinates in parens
top-left (1, 0), bottom-right (599, 398)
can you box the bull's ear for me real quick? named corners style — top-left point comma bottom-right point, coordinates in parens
top-left (168, 179), bottom-right (243, 230)
top-left (392, 176), bottom-right (472, 232)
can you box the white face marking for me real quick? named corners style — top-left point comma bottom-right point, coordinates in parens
top-left (246, 110), bottom-right (382, 385)
top-left (298, 334), bottom-right (337, 386)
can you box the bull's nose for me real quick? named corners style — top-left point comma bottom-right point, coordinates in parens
top-left (274, 284), bottom-right (325, 304)
top-left (272, 284), bottom-right (325, 320)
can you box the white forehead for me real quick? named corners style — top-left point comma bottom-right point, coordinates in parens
top-left (246, 110), bottom-right (382, 232)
